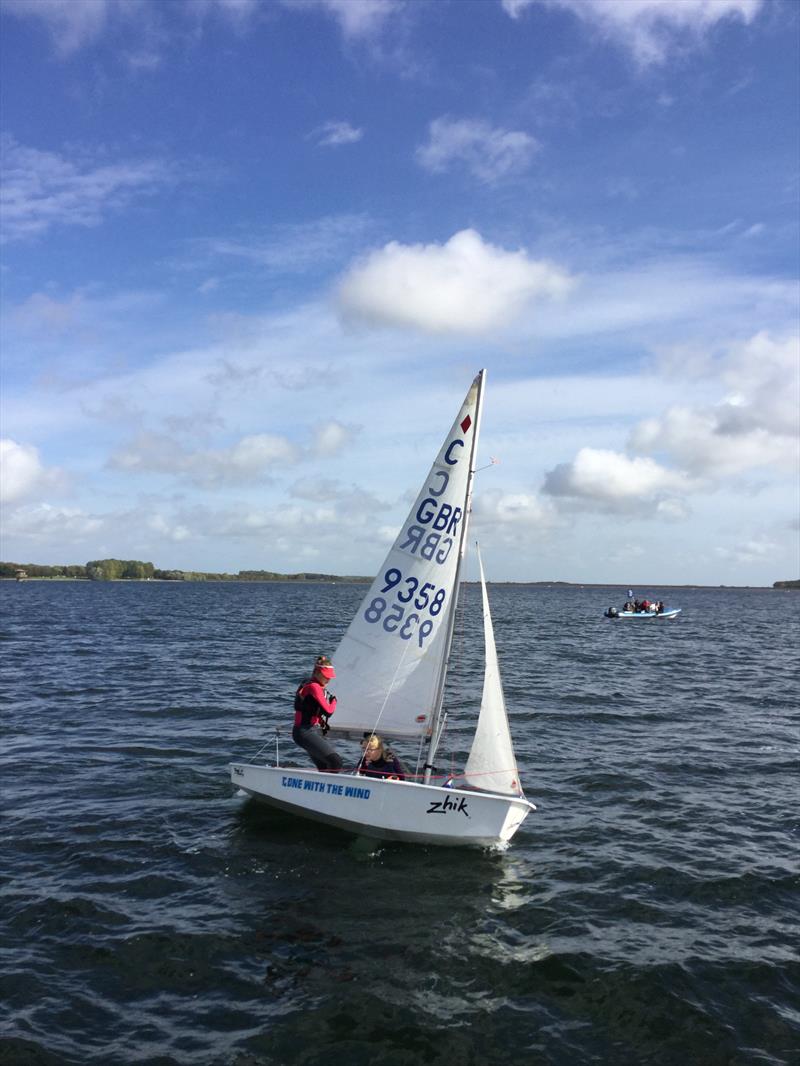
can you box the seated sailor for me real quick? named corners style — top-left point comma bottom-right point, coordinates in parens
top-left (358, 734), bottom-right (406, 780)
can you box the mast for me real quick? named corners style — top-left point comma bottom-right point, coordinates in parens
top-left (423, 368), bottom-right (486, 782)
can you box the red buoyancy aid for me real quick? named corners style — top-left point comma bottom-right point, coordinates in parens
top-left (293, 679), bottom-right (337, 729)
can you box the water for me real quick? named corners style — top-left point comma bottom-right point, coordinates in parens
top-left (1, 580), bottom-right (798, 1065)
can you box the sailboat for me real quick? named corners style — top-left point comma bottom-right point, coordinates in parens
top-left (230, 370), bottom-right (536, 847)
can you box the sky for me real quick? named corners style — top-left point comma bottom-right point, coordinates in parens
top-left (0, 0), bottom-right (798, 586)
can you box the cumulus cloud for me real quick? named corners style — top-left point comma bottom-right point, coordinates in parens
top-left (0, 439), bottom-right (63, 504)
top-left (336, 229), bottom-right (573, 334)
top-left (416, 117), bottom-right (539, 183)
top-left (543, 447), bottom-right (697, 511)
top-left (310, 420), bottom-right (359, 457)
top-left (309, 121), bottom-right (364, 147)
top-left (633, 408), bottom-right (791, 478)
top-left (633, 333), bottom-right (799, 476)
top-left (107, 417), bottom-right (357, 489)
top-left (109, 431), bottom-right (300, 487)
top-left (473, 489), bottom-right (558, 530)
top-left (502, 0), bottom-right (763, 64)
top-left (715, 535), bottom-right (779, 566)
top-left (2, 502), bottom-right (103, 540)
top-left (147, 514), bottom-right (191, 542)
top-left (0, 136), bottom-right (175, 242)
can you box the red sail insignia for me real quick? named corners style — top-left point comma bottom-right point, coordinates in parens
top-left (460, 414), bottom-right (472, 434)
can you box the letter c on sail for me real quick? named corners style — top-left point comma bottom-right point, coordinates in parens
top-left (444, 439), bottom-right (464, 465)
top-left (429, 470), bottom-right (449, 497)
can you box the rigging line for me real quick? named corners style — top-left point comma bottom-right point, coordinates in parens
top-left (360, 621), bottom-right (417, 744)
top-left (474, 456), bottom-right (500, 473)
top-left (250, 738), bottom-right (274, 763)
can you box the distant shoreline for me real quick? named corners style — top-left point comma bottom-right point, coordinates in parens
top-left (3, 560), bottom-right (796, 590)
top-left (3, 576), bottom-right (794, 590)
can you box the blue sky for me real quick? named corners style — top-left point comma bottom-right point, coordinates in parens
top-left (1, 0), bottom-right (798, 585)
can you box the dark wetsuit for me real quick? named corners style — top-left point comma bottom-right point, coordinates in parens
top-left (292, 679), bottom-right (342, 771)
top-left (357, 752), bottom-right (406, 780)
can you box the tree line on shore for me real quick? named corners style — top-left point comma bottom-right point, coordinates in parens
top-left (0, 559), bottom-right (368, 582)
top-left (2, 559), bottom-right (795, 588)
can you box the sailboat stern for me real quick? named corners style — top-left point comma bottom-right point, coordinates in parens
top-left (496, 794), bottom-right (537, 844)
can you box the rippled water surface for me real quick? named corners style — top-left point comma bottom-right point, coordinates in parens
top-left (1, 580), bottom-right (798, 1065)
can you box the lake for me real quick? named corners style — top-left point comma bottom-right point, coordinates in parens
top-left (1, 580), bottom-right (798, 1065)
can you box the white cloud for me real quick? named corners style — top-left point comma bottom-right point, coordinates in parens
top-left (715, 535), bottom-right (779, 566)
top-left (336, 229), bottom-right (573, 334)
top-left (4, 0), bottom-right (399, 65)
top-left (502, 0), bottom-right (764, 64)
top-left (4, 0), bottom-right (263, 58)
top-left (1, 439), bottom-right (45, 503)
top-left (309, 121), bottom-right (364, 147)
top-left (225, 434), bottom-right (299, 476)
top-left (109, 431), bottom-right (300, 487)
top-left (633, 408), bottom-right (791, 478)
top-left (3, 0), bottom-right (111, 56)
top-left (416, 117), bottom-right (539, 183)
top-left (288, 0), bottom-right (402, 40)
top-left (148, 514), bottom-right (191, 542)
top-left (473, 489), bottom-right (558, 530)
top-left (543, 447), bottom-right (697, 510)
top-left (655, 498), bottom-right (691, 521)
top-left (210, 0), bottom-right (260, 21)
top-left (310, 420), bottom-right (359, 457)
top-left (2, 502), bottom-right (103, 540)
top-left (501, 0), bottom-right (534, 15)
top-left (0, 439), bottom-right (63, 504)
top-left (0, 136), bottom-right (175, 242)
top-left (187, 214), bottom-right (372, 275)
top-left (632, 333), bottom-right (800, 476)
top-left (8, 291), bottom-right (86, 336)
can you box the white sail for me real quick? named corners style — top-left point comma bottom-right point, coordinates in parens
top-left (330, 373), bottom-right (482, 739)
top-left (463, 549), bottom-right (522, 796)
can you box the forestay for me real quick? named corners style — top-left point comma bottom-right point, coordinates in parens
top-left (330, 374), bottom-right (482, 740)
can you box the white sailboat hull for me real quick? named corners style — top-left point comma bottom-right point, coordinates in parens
top-left (230, 762), bottom-right (535, 847)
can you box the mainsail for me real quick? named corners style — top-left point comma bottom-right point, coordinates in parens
top-left (330, 373), bottom-right (483, 739)
top-left (463, 549), bottom-right (522, 796)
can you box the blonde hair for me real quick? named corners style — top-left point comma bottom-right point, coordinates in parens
top-left (362, 734), bottom-right (384, 758)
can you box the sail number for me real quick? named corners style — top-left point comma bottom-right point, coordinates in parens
top-left (363, 567), bottom-right (447, 647)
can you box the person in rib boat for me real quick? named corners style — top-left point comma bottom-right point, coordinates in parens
top-left (292, 655), bottom-right (343, 771)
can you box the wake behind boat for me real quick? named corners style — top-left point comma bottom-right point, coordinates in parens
top-left (230, 370), bottom-right (536, 848)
